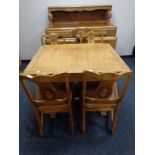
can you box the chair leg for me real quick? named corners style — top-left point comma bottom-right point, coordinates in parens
top-left (40, 112), bottom-right (44, 137)
top-left (41, 112), bottom-right (44, 126)
top-left (111, 109), bottom-right (114, 121)
top-left (82, 105), bottom-right (86, 134)
top-left (69, 106), bottom-right (74, 135)
top-left (111, 107), bottom-right (120, 135)
top-left (33, 107), bottom-right (44, 137)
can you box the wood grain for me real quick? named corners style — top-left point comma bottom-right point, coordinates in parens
top-left (81, 70), bottom-right (132, 134)
top-left (24, 43), bottom-right (131, 81)
top-left (19, 73), bottom-right (74, 137)
top-left (46, 5), bottom-right (117, 49)
top-left (48, 5), bottom-right (112, 12)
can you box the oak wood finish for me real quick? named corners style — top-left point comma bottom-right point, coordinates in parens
top-left (23, 43), bottom-right (131, 80)
top-left (48, 6), bottom-right (112, 23)
top-left (48, 5), bottom-right (112, 12)
top-left (41, 32), bottom-right (66, 45)
top-left (86, 31), bottom-right (96, 43)
top-left (76, 31), bottom-right (87, 43)
top-left (19, 73), bottom-right (74, 137)
top-left (22, 43), bottom-right (132, 135)
top-left (82, 71), bottom-right (132, 135)
top-left (45, 5), bottom-right (117, 49)
top-left (77, 30), bottom-right (106, 43)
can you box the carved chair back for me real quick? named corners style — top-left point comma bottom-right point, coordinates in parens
top-left (82, 70), bottom-right (132, 135)
top-left (83, 70), bottom-right (132, 104)
top-left (86, 31), bottom-right (107, 43)
top-left (86, 31), bottom-right (96, 43)
top-left (20, 72), bottom-right (74, 136)
top-left (19, 73), bottom-right (71, 108)
top-left (76, 31), bottom-right (87, 43)
top-left (77, 30), bottom-right (106, 43)
top-left (41, 32), bottom-right (66, 45)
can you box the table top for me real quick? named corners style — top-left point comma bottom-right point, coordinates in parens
top-left (23, 43), bottom-right (131, 78)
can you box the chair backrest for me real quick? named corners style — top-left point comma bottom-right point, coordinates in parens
top-left (83, 70), bottom-right (132, 104)
top-left (77, 30), bottom-right (105, 43)
top-left (41, 32), bottom-right (66, 45)
top-left (86, 31), bottom-right (106, 43)
top-left (19, 73), bottom-right (70, 106)
top-left (86, 31), bottom-right (96, 43)
top-left (76, 31), bottom-right (87, 43)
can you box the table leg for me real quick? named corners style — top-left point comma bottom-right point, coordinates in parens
top-left (111, 109), bottom-right (114, 121)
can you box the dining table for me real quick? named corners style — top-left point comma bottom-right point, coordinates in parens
top-left (23, 43), bottom-right (132, 117)
top-left (23, 43), bottom-right (131, 80)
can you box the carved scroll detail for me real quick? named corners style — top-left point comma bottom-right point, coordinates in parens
top-left (107, 11), bottom-right (112, 23)
top-left (48, 12), bottom-right (53, 22)
top-left (86, 31), bottom-right (96, 43)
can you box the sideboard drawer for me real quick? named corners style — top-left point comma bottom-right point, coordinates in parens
top-left (46, 30), bottom-right (73, 38)
top-left (91, 28), bottom-right (117, 36)
top-left (71, 28), bottom-right (116, 37)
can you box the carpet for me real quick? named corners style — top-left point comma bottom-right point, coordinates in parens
top-left (19, 57), bottom-right (135, 155)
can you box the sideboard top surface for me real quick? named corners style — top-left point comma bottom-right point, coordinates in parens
top-left (48, 5), bottom-right (112, 11)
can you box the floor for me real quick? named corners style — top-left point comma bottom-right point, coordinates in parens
top-left (19, 57), bottom-right (135, 155)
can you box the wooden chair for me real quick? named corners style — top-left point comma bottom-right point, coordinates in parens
top-left (86, 31), bottom-right (105, 43)
top-left (82, 70), bottom-right (132, 135)
top-left (41, 32), bottom-right (66, 45)
top-left (76, 31), bottom-right (87, 43)
top-left (19, 73), bottom-right (74, 137)
top-left (86, 31), bottom-right (96, 43)
top-left (77, 30), bottom-right (105, 43)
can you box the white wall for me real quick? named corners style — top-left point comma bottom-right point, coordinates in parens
top-left (20, 0), bottom-right (135, 60)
